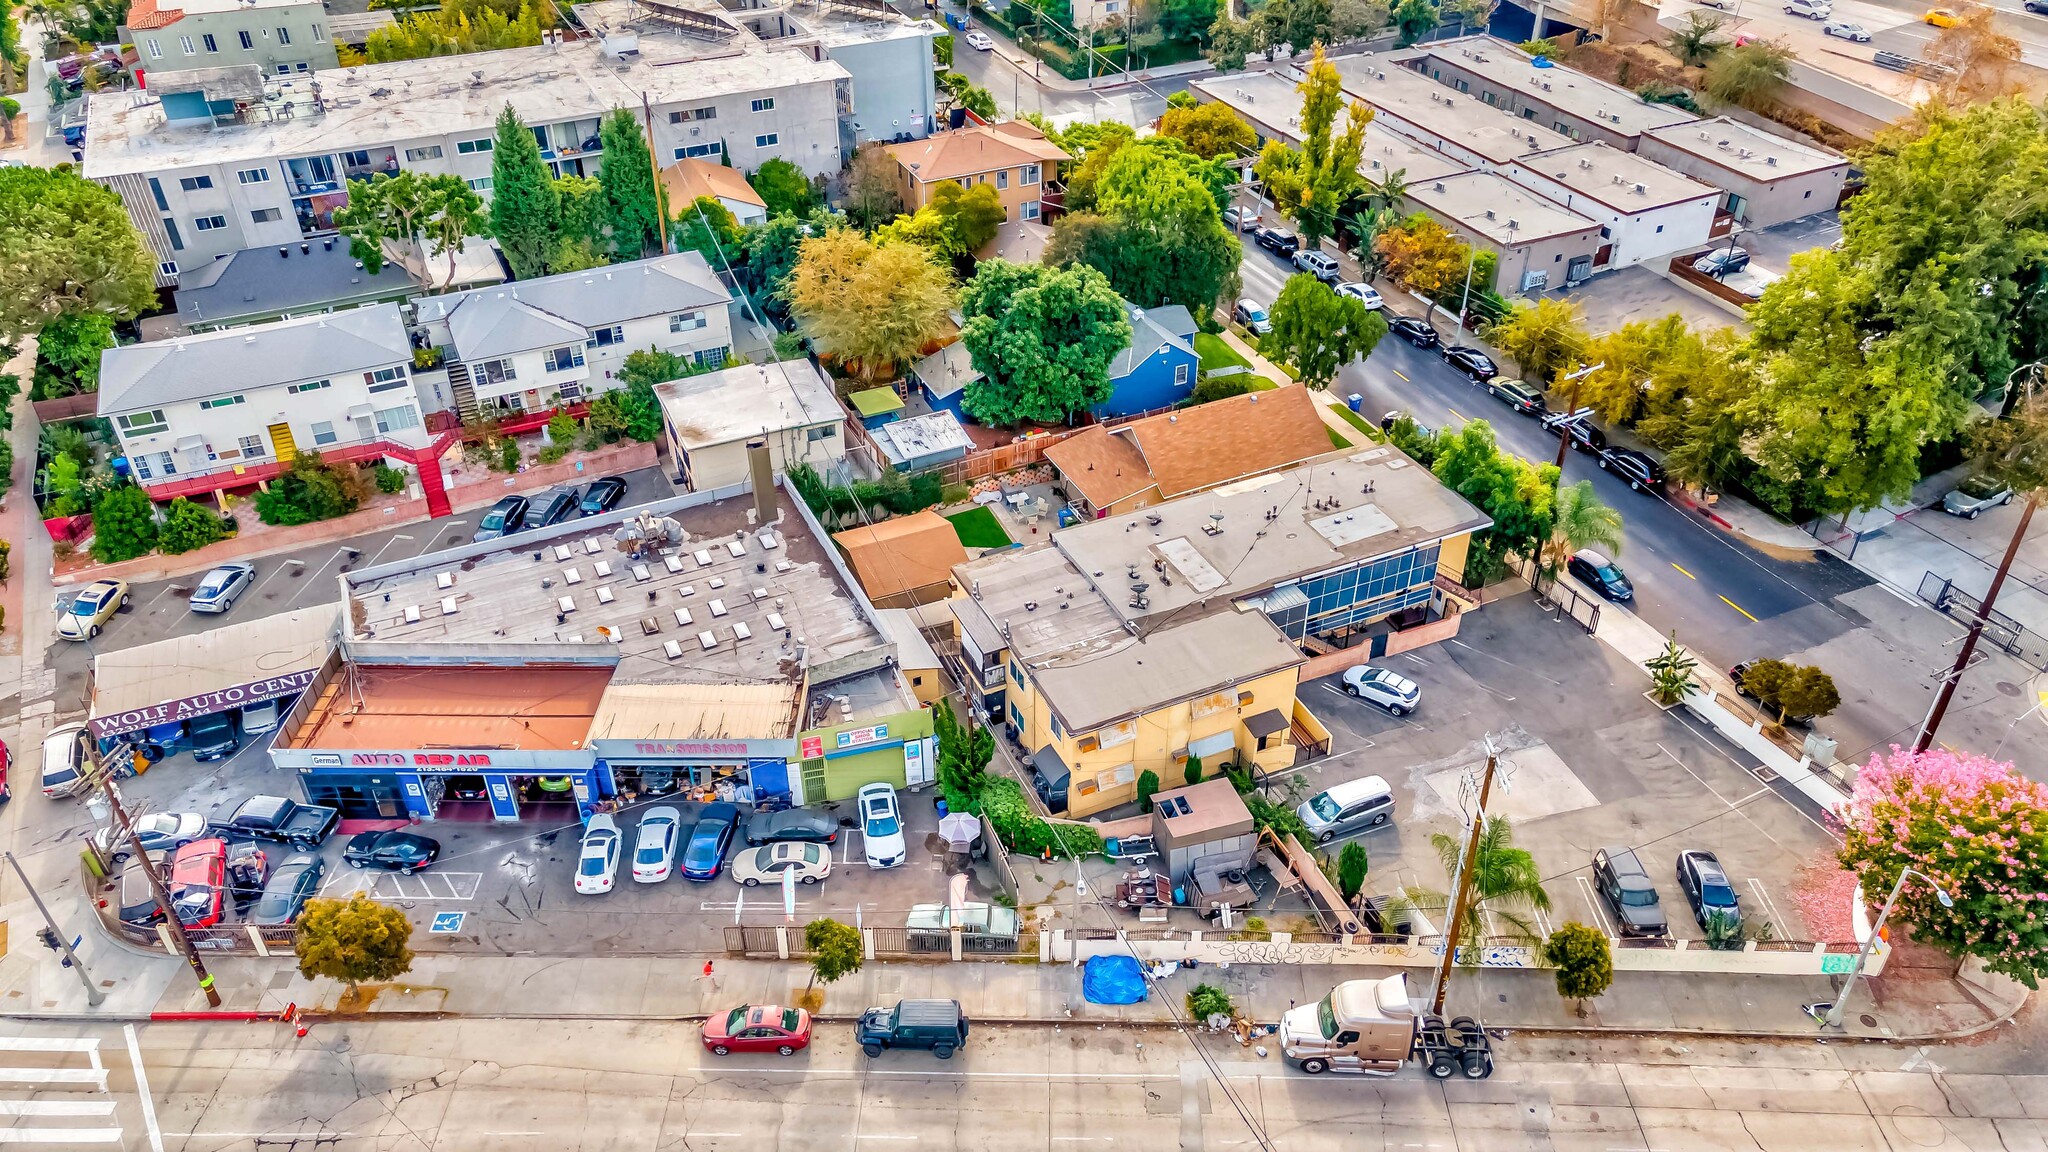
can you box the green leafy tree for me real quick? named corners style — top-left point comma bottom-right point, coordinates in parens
top-left (598, 108), bottom-right (662, 258)
top-left (1391, 0), bottom-right (1439, 45)
top-left (1484, 297), bottom-right (1588, 390)
top-left (1337, 842), bottom-right (1369, 902)
top-left (1543, 480), bottom-right (1623, 575)
top-left (156, 497), bottom-right (228, 555)
top-left (1136, 769), bottom-right (1162, 813)
top-left (89, 484), bottom-right (158, 563)
top-left (1264, 273), bottom-right (1385, 388)
top-left (0, 98), bottom-right (19, 146)
top-left (959, 260), bottom-right (1129, 425)
top-left (933, 700), bottom-right (993, 811)
top-left (334, 171), bottom-right (488, 291)
top-left (1702, 38), bottom-right (1791, 112)
top-left (0, 167), bottom-right (157, 339)
top-left (489, 104), bottom-right (560, 280)
top-left (365, 0), bottom-right (542, 62)
top-left (1777, 665), bottom-right (1841, 725)
top-left (1252, 47), bottom-right (1371, 248)
top-left (843, 142), bottom-right (904, 231)
top-left (1667, 11), bottom-right (1727, 65)
top-left (1060, 125), bottom-right (1138, 213)
top-left (1737, 658), bottom-right (1794, 716)
top-left (933, 32), bottom-right (954, 66)
top-left (931, 180), bottom-right (1007, 256)
top-left (1157, 102), bottom-right (1257, 160)
top-left (1374, 213), bottom-right (1470, 308)
top-left (803, 917), bottom-right (865, 991)
top-left (295, 894), bottom-right (414, 994)
top-left (33, 312), bottom-right (114, 398)
top-left (1184, 751), bottom-right (1203, 786)
top-left (1575, 313), bottom-right (1687, 425)
top-left (783, 228), bottom-right (955, 383)
top-left (1082, 139), bottom-right (1243, 314)
top-left (1158, 0), bottom-right (1219, 41)
top-left (749, 157), bottom-right (816, 219)
top-left (1429, 420), bottom-right (1557, 585)
top-left (673, 196), bottom-right (741, 266)
top-left (739, 208), bottom-right (839, 311)
top-left (1252, 0), bottom-right (1332, 53)
top-left (1541, 922), bottom-right (1613, 1013)
top-left (1398, 815), bottom-right (1552, 958)
top-left (1204, 9), bottom-right (1257, 71)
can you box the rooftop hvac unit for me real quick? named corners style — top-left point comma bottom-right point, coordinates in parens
top-left (1507, 217), bottom-right (1520, 229)
top-left (1766, 155), bottom-right (1779, 166)
top-left (1632, 182), bottom-right (1647, 194)
top-left (1484, 208), bottom-right (1496, 220)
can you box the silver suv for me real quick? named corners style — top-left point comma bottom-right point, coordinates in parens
top-left (1292, 249), bottom-right (1342, 284)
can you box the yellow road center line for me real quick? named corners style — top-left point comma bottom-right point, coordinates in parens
top-left (1719, 595), bottom-right (1759, 623)
top-left (1671, 563), bottom-right (1696, 580)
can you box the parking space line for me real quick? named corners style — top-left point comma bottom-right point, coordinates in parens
top-left (1745, 878), bottom-right (1786, 933)
top-left (418, 524), bottom-right (465, 557)
top-left (1575, 876), bottom-right (1616, 937)
top-left (1655, 741), bottom-right (1740, 810)
top-left (248, 559), bottom-right (305, 601)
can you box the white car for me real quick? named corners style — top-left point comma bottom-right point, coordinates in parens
top-left (189, 563), bottom-right (255, 614)
top-left (631, 806), bottom-right (682, 883)
top-left (731, 841), bottom-right (833, 887)
top-left (1822, 19), bottom-right (1870, 39)
top-left (965, 30), bottom-right (994, 50)
top-left (95, 811), bottom-right (206, 863)
top-left (574, 814), bottom-right (623, 894)
top-left (40, 724), bottom-right (90, 799)
top-left (1335, 282), bottom-right (1384, 310)
top-left (1340, 665), bottom-right (1421, 717)
top-left (858, 783), bottom-right (907, 869)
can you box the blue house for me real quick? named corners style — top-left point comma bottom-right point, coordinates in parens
top-left (910, 341), bottom-right (981, 419)
top-left (1094, 303), bottom-right (1200, 420)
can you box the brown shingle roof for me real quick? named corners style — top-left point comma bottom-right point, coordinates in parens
top-left (1130, 386), bottom-right (1333, 497)
top-left (885, 122), bottom-right (1069, 185)
top-left (660, 158), bottom-right (766, 214)
top-left (1044, 426), bottom-right (1157, 510)
top-left (128, 0), bottom-right (185, 29)
top-left (833, 510), bottom-right (972, 603)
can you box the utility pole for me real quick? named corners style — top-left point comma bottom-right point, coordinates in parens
top-left (1428, 749), bottom-right (1497, 1017)
top-left (94, 748), bottom-right (223, 1008)
top-left (4, 852), bottom-right (103, 1006)
top-left (1915, 497), bottom-right (2035, 753)
top-left (1551, 362), bottom-right (1604, 472)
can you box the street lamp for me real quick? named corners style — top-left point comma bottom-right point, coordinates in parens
top-left (1820, 867), bottom-right (1954, 1030)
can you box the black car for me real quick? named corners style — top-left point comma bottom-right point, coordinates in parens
top-left (1385, 315), bottom-right (1441, 349)
top-left (745, 808), bottom-right (840, 847)
top-left (579, 476), bottom-right (629, 516)
top-left (343, 830), bottom-right (442, 872)
top-left (1567, 549), bottom-right (1633, 601)
top-left (531, 490), bottom-right (581, 528)
top-left (1542, 410), bottom-right (1608, 455)
top-left (1592, 846), bottom-right (1668, 938)
top-left (473, 495), bottom-right (528, 542)
top-left (1485, 377), bottom-right (1548, 416)
top-left (1675, 849), bottom-right (1741, 931)
top-left (1253, 227), bottom-right (1300, 256)
top-left (857, 998), bottom-right (970, 1059)
top-left (445, 773), bottom-right (490, 801)
top-left (1601, 448), bottom-right (1666, 493)
top-left (1692, 246), bottom-right (1750, 278)
top-left (682, 802), bottom-right (741, 881)
top-left (1441, 345), bottom-right (1497, 381)
top-left (2028, 0), bottom-right (2048, 13)
top-left (248, 854), bottom-right (326, 927)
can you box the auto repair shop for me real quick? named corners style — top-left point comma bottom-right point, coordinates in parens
top-left (89, 605), bottom-right (341, 758)
top-left (583, 682), bottom-right (801, 805)
top-left (267, 642), bottom-right (617, 822)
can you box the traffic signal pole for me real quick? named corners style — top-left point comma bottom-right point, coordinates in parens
top-left (92, 746), bottom-right (223, 1007)
top-left (5, 851), bottom-right (104, 1007)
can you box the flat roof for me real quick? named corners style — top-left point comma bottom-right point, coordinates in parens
top-left (952, 544), bottom-right (1123, 666)
top-left (1188, 71), bottom-right (1469, 184)
top-left (344, 488), bottom-right (884, 685)
top-left (875, 411), bottom-right (973, 465)
top-left (1641, 117), bottom-right (1848, 181)
top-left (1416, 37), bottom-right (1698, 137)
top-left (1512, 141), bottom-right (1720, 212)
top-left (284, 663), bottom-right (612, 750)
top-left (85, 31), bottom-right (846, 178)
top-left (656, 359), bottom-right (841, 449)
top-left (91, 605), bottom-right (340, 731)
top-left (1407, 170), bottom-right (1602, 245)
top-left (1055, 447), bottom-right (1493, 626)
top-left (585, 681), bottom-right (801, 742)
top-left (1329, 56), bottom-right (1575, 165)
top-left (1029, 608), bottom-right (1303, 733)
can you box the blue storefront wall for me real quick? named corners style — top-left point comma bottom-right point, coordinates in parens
top-left (1263, 543), bottom-right (1443, 640)
top-left (272, 746), bottom-right (605, 821)
top-left (1093, 343), bottom-right (1200, 419)
top-left (587, 737), bottom-right (800, 805)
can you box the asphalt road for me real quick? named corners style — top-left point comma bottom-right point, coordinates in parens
top-left (11, 1017), bottom-right (2048, 1149)
top-left (45, 467), bottom-right (674, 709)
top-left (1237, 245), bottom-right (1875, 682)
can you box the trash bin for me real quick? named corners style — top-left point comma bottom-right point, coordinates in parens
top-left (1347, 393), bottom-right (1364, 413)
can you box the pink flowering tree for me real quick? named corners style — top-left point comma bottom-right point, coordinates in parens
top-left (1838, 746), bottom-right (2048, 987)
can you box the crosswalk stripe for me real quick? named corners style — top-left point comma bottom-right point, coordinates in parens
top-left (0, 1100), bottom-right (117, 1117)
top-left (0, 1128), bottom-right (124, 1143)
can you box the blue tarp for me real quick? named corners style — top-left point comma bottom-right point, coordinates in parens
top-left (1082, 955), bottom-right (1148, 1005)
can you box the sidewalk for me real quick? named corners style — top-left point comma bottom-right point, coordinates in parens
top-left (2, 937), bottom-right (2021, 1043)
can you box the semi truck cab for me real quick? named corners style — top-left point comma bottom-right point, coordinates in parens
top-left (1279, 974), bottom-right (1493, 1079)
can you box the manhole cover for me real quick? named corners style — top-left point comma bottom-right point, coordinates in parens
top-left (1997, 680), bottom-right (2023, 697)
top-left (1860, 1013), bottom-right (1878, 1027)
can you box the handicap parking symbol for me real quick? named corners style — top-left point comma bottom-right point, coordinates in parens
top-left (430, 911), bottom-right (467, 934)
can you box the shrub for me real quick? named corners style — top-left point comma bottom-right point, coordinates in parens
top-left (1184, 752), bottom-right (1203, 786)
top-left (156, 497), bottom-right (228, 555)
top-left (371, 464), bottom-right (407, 494)
top-left (1337, 842), bottom-right (1369, 902)
top-left (1643, 633), bottom-right (1699, 706)
top-left (295, 893), bottom-right (413, 993)
top-left (1186, 983), bottom-right (1234, 1022)
top-left (1541, 921), bottom-right (1613, 1009)
top-left (1245, 790), bottom-right (1313, 852)
top-left (545, 411), bottom-right (579, 449)
top-left (89, 484), bottom-right (158, 563)
top-left (1136, 769), bottom-right (1161, 813)
top-left (496, 437), bottom-right (521, 472)
top-left (254, 454), bottom-right (365, 526)
top-left (773, 330), bottom-right (808, 360)
top-left (977, 777), bottom-right (1101, 858)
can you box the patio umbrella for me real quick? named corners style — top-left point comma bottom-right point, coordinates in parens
top-left (938, 812), bottom-right (980, 852)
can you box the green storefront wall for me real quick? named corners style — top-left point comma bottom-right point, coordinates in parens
top-left (795, 708), bottom-right (936, 804)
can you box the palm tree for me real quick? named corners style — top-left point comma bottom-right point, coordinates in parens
top-left (1542, 480), bottom-right (1624, 575)
top-left (1667, 11), bottom-right (1727, 67)
top-left (1361, 168), bottom-right (1409, 215)
top-left (1395, 816), bottom-right (1552, 960)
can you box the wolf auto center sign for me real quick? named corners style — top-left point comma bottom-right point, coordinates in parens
top-left (91, 670), bottom-right (318, 738)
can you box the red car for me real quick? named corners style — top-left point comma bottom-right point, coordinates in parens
top-left (0, 738), bottom-right (11, 802)
top-left (169, 838), bottom-right (228, 929)
top-left (701, 1004), bottom-right (812, 1056)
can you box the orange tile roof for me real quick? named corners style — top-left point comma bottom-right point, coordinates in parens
top-left (127, 0), bottom-right (186, 30)
top-left (834, 510), bottom-right (971, 603)
top-left (1128, 386), bottom-right (1334, 498)
top-left (1043, 426), bottom-right (1157, 511)
top-left (659, 158), bottom-right (766, 214)
top-left (885, 122), bottom-right (1069, 185)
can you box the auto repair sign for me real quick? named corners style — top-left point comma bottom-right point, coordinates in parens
top-left (90, 670), bottom-right (318, 738)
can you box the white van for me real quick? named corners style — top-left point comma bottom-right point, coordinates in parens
top-left (1296, 775), bottom-right (1395, 845)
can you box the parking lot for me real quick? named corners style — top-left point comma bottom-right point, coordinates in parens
top-left (88, 738), bottom-right (998, 956)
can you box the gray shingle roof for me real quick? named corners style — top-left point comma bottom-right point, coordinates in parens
top-left (1109, 302), bottom-right (1197, 380)
top-left (98, 305), bottom-right (412, 416)
top-left (175, 239), bottom-right (416, 327)
top-left (415, 252), bottom-right (730, 360)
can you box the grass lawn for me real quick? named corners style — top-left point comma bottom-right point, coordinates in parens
top-left (1332, 403), bottom-right (1385, 444)
top-left (946, 506), bottom-right (1012, 549)
top-left (1326, 426), bottom-right (1352, 448)
top-left (1194, 332), bottom-right (1252, 376)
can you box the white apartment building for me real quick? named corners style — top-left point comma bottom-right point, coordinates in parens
top-left (409, 252), bottom-right (734, 422)
top-left (99, 304), bottom-right (426, 500)
top-left (1506, 142), bottom-right (1722, 270)
top-left (126, 0), bottom-right (339, 82)
top-left (84, 27), bottom-right (851, 277)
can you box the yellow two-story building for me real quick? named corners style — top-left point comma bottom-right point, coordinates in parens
top-left (884, 120), bottom-right (1070, 224)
